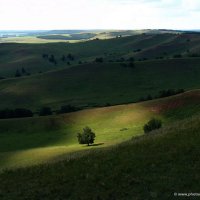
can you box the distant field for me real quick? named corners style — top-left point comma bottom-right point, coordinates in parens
top-left (0, 90), bottom-right (199, 170)
top-left (0, 36), bottom-right (70, 43)
top-left (37, 33), bottom-right (96, 41)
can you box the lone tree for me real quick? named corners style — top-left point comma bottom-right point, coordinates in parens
top-left (77, 126), bottom-right (96, 146)
top-left (143, 118), bottom-right (162, 134)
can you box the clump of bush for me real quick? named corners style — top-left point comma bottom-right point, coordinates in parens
top-left (143, 118), bottom-right (162, 134)
top-left (188, 53), bottom-right (200, 57)
top-left (77, 126), bottom-right (96, 146)
top-left (95, 57), bottom-right (103, 63)
top-left (39, 107), bottom-right (52, 116)
top-left (158, 89), bottom-right (184, 98)
top-left (120, 62), bottom-right (135, 68)
top-left (138, 89), bottom-right (185, 103)
top-left (173, 54), bottom-right (182, 58)
top-left (57, 105), bottom-right (78, 114)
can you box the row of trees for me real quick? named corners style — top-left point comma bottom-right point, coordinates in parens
top-left (0, 104), bottom-right (79, 119)
top-left (0, 108), bottom-right (33, 119)
top-left (42, 53), bottom-right (75, 65)
top-left (95, 56), bottom-right (135, 63)
top-left (15, 68), bottom-right (30, 77)
top-left (120, 62), bottom-right (135, 68)
top-left (39, 105), bottom-right (79, 116)
top-left (138, 89), bottom-right (185, 102)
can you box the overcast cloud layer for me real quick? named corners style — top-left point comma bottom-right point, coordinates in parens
top-left (0, 0), bottom-right (199, 30)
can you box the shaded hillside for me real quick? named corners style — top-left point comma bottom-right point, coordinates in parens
top-left (0, 59), bottom-right (199, 111)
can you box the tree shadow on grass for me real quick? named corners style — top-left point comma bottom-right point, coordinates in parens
top-left (83, 143), bottom-right (104, 147)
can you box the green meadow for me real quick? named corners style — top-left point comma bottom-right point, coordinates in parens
top-left (0, 90), bottom-right (199, 170)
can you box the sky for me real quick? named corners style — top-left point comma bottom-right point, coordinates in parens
top-left (0, 0), bottom-right (200, 30)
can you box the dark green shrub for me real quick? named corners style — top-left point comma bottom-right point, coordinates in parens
top-left (143, 118), bottom-right (162, 133)
top-left (15, 69), bottom-right (21, 77)
top-left (57, 105), bottom-right (77, 114)
top-left (173, 54), bottom-right (182, 58)
top-left (61, 55), bottom-right (66, 61)
top-left (77, 127), bottom-right (96, 146)
top-left (21, 67), bottom-right (26, 74)
top-left (39, 107), bottom-right (52, 116)
top-left (0, 108), bottom-right (33, 119)
top-left (67, 53), bottom-right (74, 61)
top-left (95, 57), bottom-right (103, 63)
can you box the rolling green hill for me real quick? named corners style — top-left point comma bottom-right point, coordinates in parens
top-left (0, 107), bottom-right (199, 199)
top-left (0, 90), bottom-right (199, 170)
top-left (0, 58), bottom-right (200, 111)
top-left (1, 32), bottom-right (200, 78)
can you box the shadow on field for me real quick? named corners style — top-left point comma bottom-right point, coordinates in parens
top-left (83, 143), bottom-right (104, 148)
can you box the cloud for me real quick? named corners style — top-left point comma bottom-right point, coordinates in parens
top-left (0, 0), bottom-right (199, 30)
top-left (182, 0), bottom-right (200, 11)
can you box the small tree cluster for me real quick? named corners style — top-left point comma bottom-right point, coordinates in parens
top-left (61, 54), bottom-right (75, 62)
top-left (15, 69), bottom-right (21, 77)
top-left (57, 105), bottom-right (78, 114)
top-left (143, 118), bottom-right (162, 134)
top-left (67, 53), bottom-right (75, 61)
top-left (77, 127), bottom-right (96, 146)
top-left (173, 54), bottom-right (182, 58)
top-left (15, 68), bottom-right (29, 77)
top-left (0, 108), bottom-right (33, 119)
top-left (42, 54), bottom-right (49, 59)
top-left (49, 55), bottom-right (57, 65)
top-left (95, 57), bottom-right (103, 63)
top-left (188, 53), bottom-right (200, 58)
top-left (138, 89), bottom-right (185, 102)
top-left (121, 62), bottom-right (135, 68)
top-left (39, 107), bottom-right (52, 116)
top-left (158, 89), bottom-right (184, 98)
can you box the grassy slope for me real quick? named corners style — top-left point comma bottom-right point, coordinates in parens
top-left (1, 33), bottom-right (200, 77)
top-left (0, 58), bottom-right (200, 110)
top-left (0, 90), bottom-right (199, 170)
top-left (0, 113), bottom-right (199, 199)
